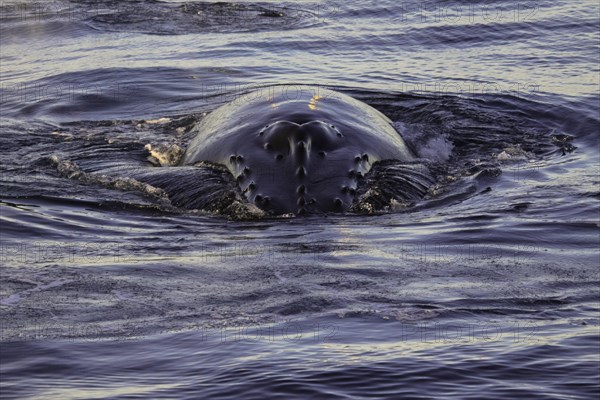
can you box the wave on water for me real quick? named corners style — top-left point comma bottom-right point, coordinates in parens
top-left (1, 0), bottom-right (599, 398)
top-left (0, 0), bottom-right (328, 35)
top-left (2, 84), bottom-right (574, 220)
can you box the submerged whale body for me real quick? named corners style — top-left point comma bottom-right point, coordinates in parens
top-left (180, 86), bottom-right (420, 215)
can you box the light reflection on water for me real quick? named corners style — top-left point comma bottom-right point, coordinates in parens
top-left (1, 0), bottom-right (599, 399)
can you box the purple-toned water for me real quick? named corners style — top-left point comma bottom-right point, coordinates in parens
top-left (1, 1), bottom-right (599, 399)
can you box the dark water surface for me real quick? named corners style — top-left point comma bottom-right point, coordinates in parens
top-left (1, 0), bottom-right (599, 399)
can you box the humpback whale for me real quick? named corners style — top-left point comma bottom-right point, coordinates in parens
top-left (180, 86), bottom-right (420, 215)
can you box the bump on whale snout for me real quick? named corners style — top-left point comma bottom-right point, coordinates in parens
top-left (259, 120), bottom-right (341, 158)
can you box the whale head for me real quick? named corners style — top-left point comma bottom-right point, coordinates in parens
top-left (179, 86), bottom-right (417, 216)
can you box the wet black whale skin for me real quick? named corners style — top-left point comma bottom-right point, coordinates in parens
top-left (180, 86), bottom-right (416, 214)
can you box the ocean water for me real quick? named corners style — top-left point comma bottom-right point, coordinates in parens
top-left (1, 0), bottom-right (599, 399)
